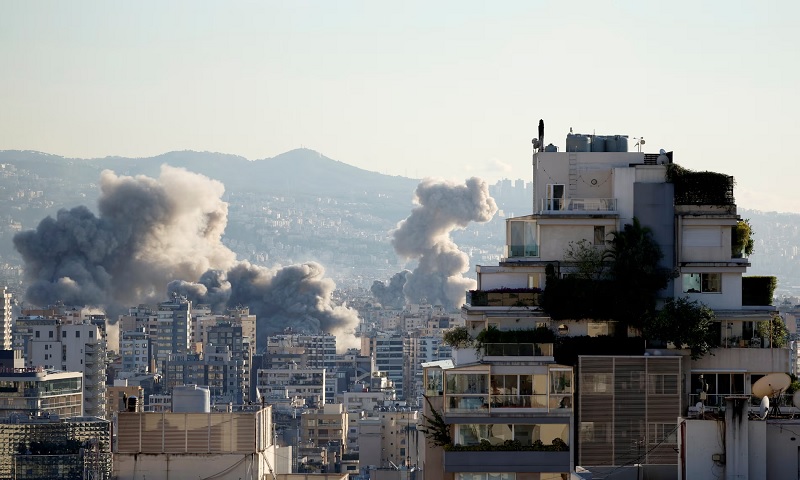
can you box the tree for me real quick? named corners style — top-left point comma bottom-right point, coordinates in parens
top-left (757, 314), bottom-right (788, 348)
top-left (605, 217), bottom-right (673, 331)
top-left (563, 239), bottom-right (607, 280)
top-left (419, 396), bottom-right (451, 447)
top-left (644, 297), bottom-right (716, 359)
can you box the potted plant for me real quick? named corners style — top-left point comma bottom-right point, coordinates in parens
top-left (732, 219), bottom-right (755, 257)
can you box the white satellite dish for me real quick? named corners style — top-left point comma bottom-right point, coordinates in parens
top-left (760, 396), bottom-right (770, 420)
top-left (752, 373), bottom-right (791, 398)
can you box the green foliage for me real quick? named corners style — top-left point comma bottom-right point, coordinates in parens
top-left (666, 163), bottom-right (735, 206)
top-left (444, 438), bottom-right (568, 452)
top-left (742, 276), bottom-right (777, 306)
top-left (442, 326), bottom-right (473, 349)
top-left (541, 277), bottom-right (616, 320)
top-left (419, 396), bottom-right (451, 447)
top-left (605, 217), bottom-right (672, 331)
top-left (733, 219), bottom-right (755, 256)
top-left (644, 297), bottom-right (716, 360)
top-left (474, 325), bottom-right (556, 345)
top-left (553, 335), bottom-right (645, 366)
top-left (757, 314), bottom-right (789, 348)
top-left (564, 239), bottom-right (607, 280)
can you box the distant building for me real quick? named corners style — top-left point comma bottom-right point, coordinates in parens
top-left (0, 287), bottom-right (12, 350)
top-left (0, 414), bottom-right (111, 480)
top-left (114, 405), bottom-right (276, 479)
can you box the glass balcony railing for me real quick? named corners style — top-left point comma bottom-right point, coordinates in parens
top-left (539, 198), bottom-right (617, 213)
top-left (482, 343), bottom-right (553, 357)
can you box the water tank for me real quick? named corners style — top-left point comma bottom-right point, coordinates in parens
top-left (544, 143), bottom-right (558, 152)
top-left (566, 133), bottom-right (591, 152)
top-left (172, 384), bottom-right (211, 413)
top-left (604, 135), bottom-right (618, 153)
top-left (615, 135), bottom-right (628, 152)
top-left (591, 135), bottom-right (606, 152)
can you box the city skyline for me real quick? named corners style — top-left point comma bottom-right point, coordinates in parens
top-left (1, 1), bottom-right (798, 213)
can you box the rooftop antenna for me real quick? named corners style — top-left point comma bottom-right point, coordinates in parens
top-left (752, 372), bottom-right (791, 418)
top-left (634, 137), bottom-right (645, 152)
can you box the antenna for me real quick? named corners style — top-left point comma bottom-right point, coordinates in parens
top-left (759, 396), bottom-right (770, 420)
top-left (752, 372), bottom-right (791, 418)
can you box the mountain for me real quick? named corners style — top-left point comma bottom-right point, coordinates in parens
top-left (0, 148), bottom-right (420, 200)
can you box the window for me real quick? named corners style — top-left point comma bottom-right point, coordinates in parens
top-left (49, 331), bottom-right (53, 338)
top-left (546, 184), bottom-right (565, 211)
top-left (594, 226), bottom-right (606, 246)
top-left (649, 374), bottom-right (678, 394)
top-left (683, 273), bottom-right (721, 293)
top-left (648, 423), bottom-right (677, 445)
top-left (76, 331), bottom-right (80, 338)
top-left (89, 331), bottom-right (94, 338)
top-left (35, 331), bottom-right (40, 338)
top-left (62, 331), bottom-right (66, 338)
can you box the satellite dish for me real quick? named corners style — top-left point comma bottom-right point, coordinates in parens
top-left (760, 396), bottom-right (770, 419)
top-left (752, 373), bottom-right (791, 398)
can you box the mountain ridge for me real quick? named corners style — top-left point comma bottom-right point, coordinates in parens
top-left (0, 148), bottom-right (421, 199)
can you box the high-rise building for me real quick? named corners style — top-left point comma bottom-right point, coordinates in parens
top-left (0, 287), bottom-right (12, 350)
top-left (154, 296), bottom-right (192, 370)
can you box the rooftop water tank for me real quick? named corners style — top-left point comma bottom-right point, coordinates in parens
top-left (615, 135), bottom-right (628, 152)
top-left (566, 133), bottom-right (591, 152)
top-left (172, 384), bottom-right (211, 413)
top-left (544, 143), bottom-right (558, 152)
top-left (591, 136), bottom-right (606, 152)
top-left (604, 135), bottom-right (618, 153)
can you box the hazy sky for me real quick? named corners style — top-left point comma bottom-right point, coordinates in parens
top-left (2, 1), bottom-right (798, 212)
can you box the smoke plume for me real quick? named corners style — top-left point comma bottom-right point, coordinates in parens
top-left (390, 177), bottom-right (497, 309)
top-left (168, 261), bottom-right (359, 349)
top-left (370, 270), bottom-right (410, 309)
top-left (14, 166), bottom-right (359, 349)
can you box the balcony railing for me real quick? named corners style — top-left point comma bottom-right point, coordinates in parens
top-left (467, 291), bottom-right (541, 307)
top-left (539, 197), bottom-right (617, 213)
top-left (444, 393), bottom-right (572, 413)
top-left (482, 343), bottom-right (553, 357)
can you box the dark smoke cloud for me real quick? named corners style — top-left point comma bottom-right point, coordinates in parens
top-left (168, 261), bottom-right (359, 350)
top-left (14, 166), bottom-right (359, 349)
top-left (390, 177), bottom-right (497, 309)
top-left (14, 167), bottom-right (235, 310)
top-left (370, 270), bottom-right (409, 309)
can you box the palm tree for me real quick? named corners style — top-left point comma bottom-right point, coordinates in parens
top-left (605, 218), bottom-right (671, 332)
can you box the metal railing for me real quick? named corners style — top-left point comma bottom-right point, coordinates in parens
top-left (482, 343), bottom-right (554, 357)
top-left (539, 198), bottom-right (617, 213)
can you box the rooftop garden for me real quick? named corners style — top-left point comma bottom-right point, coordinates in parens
top-left (666, 164), bottom-right (735, 206)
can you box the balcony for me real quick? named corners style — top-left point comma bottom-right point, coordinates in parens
top-left (444, 450), bottom-right (570, 473)
top-left (538, 197), bottom-right (617, 214)
top-left (482, 343), bottom-right (553, 357)
top-left (467, 290), bottom-right (541, 307)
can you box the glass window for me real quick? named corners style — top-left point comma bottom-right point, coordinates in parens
top-left (594, 226), bottom-right (606, 246)
top-left (547, 184), bottom-right (565, 210)
top-left (683, 273), bottom-right (721, 293)
top-left (446, 373), bottom-right (488, 394)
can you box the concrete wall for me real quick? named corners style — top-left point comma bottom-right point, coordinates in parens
top-left (690, 347), bottom-right (790, 373)
top-left (677, 271), bottom-right (743, 309)
top-left (113, 452), bottom-right (271, 480)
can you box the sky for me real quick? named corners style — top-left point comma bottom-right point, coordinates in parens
top-left (1, 1), bottom-right (798, 212)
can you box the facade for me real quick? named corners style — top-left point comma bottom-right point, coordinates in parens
top-left (154, 296), bottom-right (192, 369)
top-left (257, 366), bottom-right (326, 407)
top-left (300, 403), bottom-right (349, 455)
top-left (364, 334), bottom-right (405, 399)
top-left (358, 409), bottom-right (420, 472)
top-left (421, 354), bottom-right (573, 480)
top-left (25, 322), bottom-right (107, 418)
top-left (0, 287), bottom-right (12, 350)
top-left (0, 415), bottom-right (112, 480)
top-left (119, 329), bottom-right (150, 373)
top-left (114, 406), bottom-right (276, 480)
top-left (0, 368), bottom-right (84, 418)
top-left (267, 333), bottom-right (338, 370)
